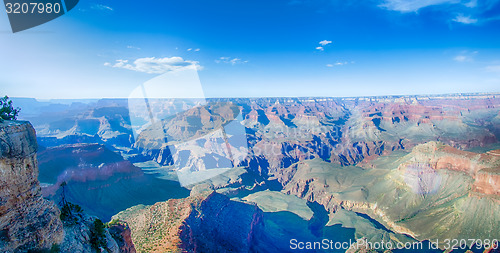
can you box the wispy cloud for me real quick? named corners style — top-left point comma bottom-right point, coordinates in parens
top-left (187, 48), bottom-right (200, 52)
top-left (453, 13), bottom-right (478, 24)
top-left (453, 51), bottom-right (477, 62)
top-left (326, 61), bottom-right (353, 67)
top-left (378, 0), bottom-right (500, 25)
top-left (316, 46), bottom-right (324, 51)
top-left (91, 4), bottom-right (114, 11)
top-left (127, 45), bottom-right (141, 50)
top-left (215, 57), bottom-right (248, 65)
top-left (104, 57), bottom-right (202, 74)
top-left (378, 0), bottom-right (459, 12)
top-left (454, 55), bottom-right (468, 62)
top-left (485, 65), bottom-right (500, 73)
top-left (464, 0), bottom-right (477, 8)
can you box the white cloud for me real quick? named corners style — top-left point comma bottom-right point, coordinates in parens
top-left (326, 61), bottom-right (350, 67)
top-left (316, 40), bottom-right (332, 51)
top-left (215, 57), bottom-right (248, 65)
top-left (187, 48), bottom-right (192, 51)
top-left (453, 13), bottom-right (478, 24)
top-left (91, 4), bottom-right (113, 11)
top-left (453, 51), bottom-right (477, 62)
top-left (104, 57), bottom-right (202, 74)
top-left (319, 40), bottom-right (332, 46)
top-left (127, 45), bottom-right (141, 50)
top-left (194, 48), bottom-right (200, 52)
top-left (378, 0), bottom-right (459, 12)
top-left (486, 65), bottom-right (500, 73)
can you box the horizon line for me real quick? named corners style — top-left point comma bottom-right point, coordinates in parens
top-left (10, 91), bottom-right (500, 101)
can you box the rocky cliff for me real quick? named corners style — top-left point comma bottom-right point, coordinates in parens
top-left (131, 95), bottom-right (499, 179)
top-left (59, 213), bottom-right (135, 253)
top-left (0, 121), bottom-right (136, 253)
top-left (108, 221), bottom-right (136, 253)
top-left (0, 121), bottom-right (63, 252)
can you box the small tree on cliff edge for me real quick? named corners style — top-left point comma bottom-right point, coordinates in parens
top-left (0, 96), bottom-right (20, 122)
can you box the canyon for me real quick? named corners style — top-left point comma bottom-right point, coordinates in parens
top-left (2, 93), bottom-right (499, 252)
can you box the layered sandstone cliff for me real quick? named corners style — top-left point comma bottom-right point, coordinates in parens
top-left (0, 121), bottom-right (63, 251)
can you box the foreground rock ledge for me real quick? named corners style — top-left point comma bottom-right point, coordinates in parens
top-left (0, 121), bottom-right (64, 251)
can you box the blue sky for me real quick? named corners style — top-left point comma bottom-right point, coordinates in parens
top-left (1, 0), bottom-right (500, 99)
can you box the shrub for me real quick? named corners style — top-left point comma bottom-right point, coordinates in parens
top-left (26, 244), bottom-right (60, 253)
top-left (60, 202), bottom-right (83, 225)
top-left (0, 96), bottom-right (20, 122)
top-left (90, 219), bottom-right (108, 252)
top-left (49, 244), bottom-right (61, 253)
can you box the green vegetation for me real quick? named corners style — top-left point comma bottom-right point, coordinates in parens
top-left (49, 244), bottom-right (60, 253)
top-left (0, 96), bottom-right (20, 122)
top-left (60, 202), bottom-right (83, 225)
top-left (90, 219), bottom-right (108, 252)
top-left (106, 219), bottom-right (121, 227)
top-left (57, 182), bottom-right (110, 252)
top-left (59, 182), bottom-right (84, 225)
top-left (27, 244), bottom-right (60, 253)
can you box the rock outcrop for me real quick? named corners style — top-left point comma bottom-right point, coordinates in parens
top-left (59, 214), bottom-right (135, 253)
top-left (108, 222), bottom-right (136, 253)
top-left (0, 121), bottom-right (63, 252)
top-left (400, 141), bottom-right (500, 196)
top-left (113, 191), bottom-right (265, 253)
